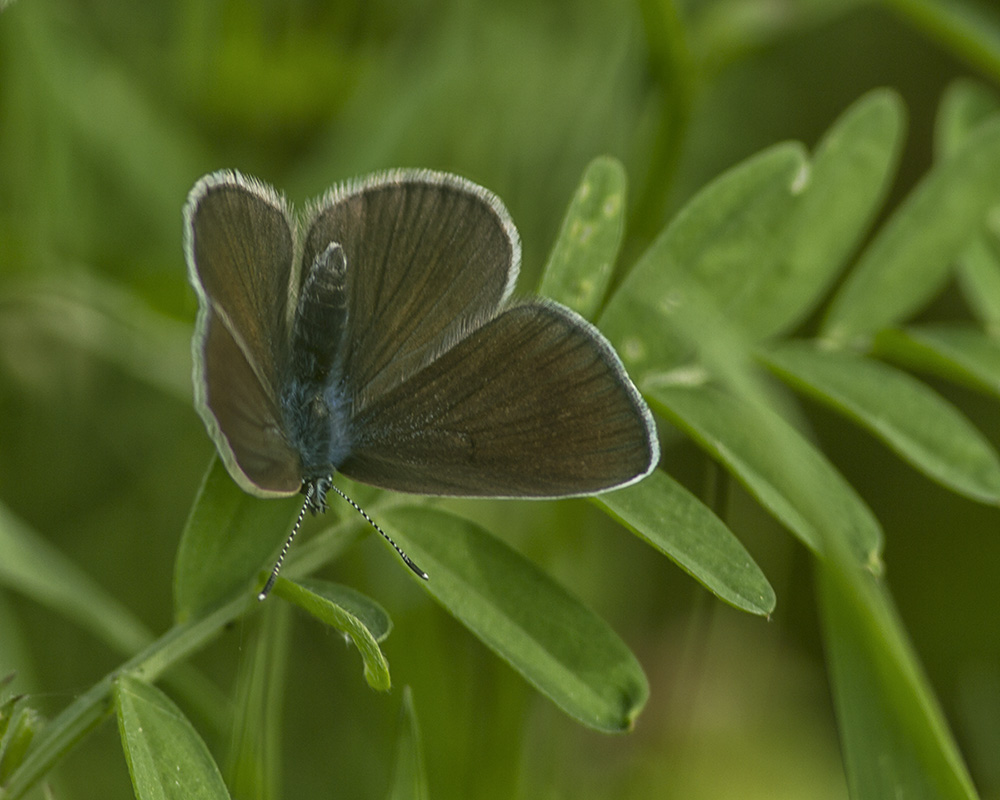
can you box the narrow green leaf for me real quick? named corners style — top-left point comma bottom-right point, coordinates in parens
top-left (379, 506), bottom-right (648, 732)
top-left (294, 579), bottom-right (392, 642)
top-left (646, 382), bottom-right (883, 566)
top-left (114, 674), bottom-right (231, 800)
top-left (174, 457), bottom-right (299, 621)
top-left (874, 324), bottom-right (1000, 398)
top-left (822, 118), bottom-right (1000, 345)
top-left (818, 562), bottom-right (978, 800)
top-left (935, 79), bottom-right (1000, 159)
top-left (596, 470), bottom-right (775, 616)
top-left (762, 341), bottom-right (1000, 504)
top-left (1, 597), bottom-right (247, 800)
top-left (226, 602), bottom-right (290, 800)
top-left (538, 156), bottom-right (626, 319)
top-left (386, 687), bottom-right (428, 800)
top-left (0, 701), bottom-right (40, 785)
top-left (934, 81), bottom-right (1000, 331)
top-left (14, 3), bottom-right (210, 234)
top-left (600, 143), bottom-right (807, 377)
top-left (0, 502), bottom-right (152, 655)
top-left (272, 578), bottom-right (391, 691)
top-left (884, 0), bottom-right (1000, 86)
top-left (760, 88), bottom-right (905, 337)
top-left (0, 504), bottom-right (233, 742)
top-left (0, 273), bottom-right (192, 403)
top-left (956, 230), bottom-right (1000, 329)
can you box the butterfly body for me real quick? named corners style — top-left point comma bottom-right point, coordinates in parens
top-left (281, 242), bottom-right (353, 483)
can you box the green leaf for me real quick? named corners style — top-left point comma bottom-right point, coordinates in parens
top-left (0, 272), bottom-right (192, 403)
top-left (874, 324), bottom-right (1000, 398)
top-left (174, 457), bottom-right (299, 621)
top-left (0, 502), bottom-right (153, 656)
top-left (0, 504), bottom-right (232, 744)
top-left (818, 563), bottom-right (978, 800)
top-left (935, 79), bottom-right (1000, 159)
top-left (600, 143), bottom-right (807, 378)
top-left (596, 470), bottom-right (775, 616)
top-left (538, 155), bottom-right (627, 319)
top-left (293, 578), bottom-right (392, 642)
top-left (272, 578), bottom-right (392, 691)
top-left (226, 602), bottom-right (290, 800)
top-left (955, 230), bottom-right (1000, 329)
top-left (760, 88), bottom-right (905, 338)
top-left (386, 687), bottom-right (428, 800)
top-left (762, 341), bottom-right (1000, 504)
top-left (884, 0), bottom-right (1000, 87)
top-left (0, 700), bottom-right (41, 785)
top-left (932, 80), bottom-right (1000, 331)
top-left (378, 506), bottom-right (648, 732)
top-left (822, 117), bottom-right (1000, 345)
top-left (115, 674), bottom-right (231, 800)
top-left (646, 383), bottom-right (883, 566)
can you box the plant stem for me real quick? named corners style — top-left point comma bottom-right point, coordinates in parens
top-left (0, 593), bottom-right (251, 799)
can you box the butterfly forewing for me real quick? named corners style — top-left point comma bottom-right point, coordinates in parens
top-left (187, 172), bottom-right (297, 394)
top-left (339, 301), bottom-right (659, 497)
top-left (186, 172), bottom-right (302, 495)
top-left (302, 172), bottom-right (520, 408)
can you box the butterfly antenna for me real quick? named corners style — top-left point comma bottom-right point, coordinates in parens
top-left (258, 495), bottom-right (311, 601)
top-left (328, 483), bottom-right (429, 581)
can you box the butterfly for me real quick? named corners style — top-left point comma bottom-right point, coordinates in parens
top-left (184, 169), bottom-right (659, 597)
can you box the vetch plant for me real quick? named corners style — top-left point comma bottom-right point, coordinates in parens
top-left (2, 70), bottom-right (1000, 798)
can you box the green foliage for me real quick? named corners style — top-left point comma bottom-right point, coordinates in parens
top-left (2, 2), bottom-right (1000, 798)
top-left (387, 687), bottom-right (428, 800)
top-left (272, 578), bottom-right (392, 691)
top-left (115, 674), bottom-right (231, 800)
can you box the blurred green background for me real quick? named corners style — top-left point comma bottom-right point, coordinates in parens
top-left (2, 0), bottom-right (1000, 798)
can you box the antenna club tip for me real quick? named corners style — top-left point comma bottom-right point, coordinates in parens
top-left (257, 591), bottom-right (268, 602)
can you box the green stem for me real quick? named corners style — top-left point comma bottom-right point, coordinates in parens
top-left (630, 0), bottom-right (695, 243)
top-left (1, 594), bottom-right (251, 799)
top-left (1, 491), bottom-right (413, 798)
top-left (883, 0), bottom-right (1000, 82)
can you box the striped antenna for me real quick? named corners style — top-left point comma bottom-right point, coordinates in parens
top-left (258, 477), bottom-right (427, 601)
top-left (326, 483), bottom-right (428, 581)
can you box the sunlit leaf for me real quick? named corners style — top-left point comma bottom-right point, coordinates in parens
top-left (819, 563), bottom-right (978, 800)
top-left (386, 687), bottom-right (428, 800)
top-left (272, 578), bottom-right (391, 691)
top-left (538, 156), bottom-right (627, 319)
top-left (601, 143), bottom-right (807, 378)
top-left (935, 78), bottom-right (1000, 159)
top-left (874, 324), bottom-right (1000, 398)
top-left (646, 382), bottom-right (883, 566)
top-left (822, 118), bottom-right (1000, 345)
top-left (115, 674), bottom-right (231, 800)
top-left (762, 341), bottom-right (1000, 504)
top-left (597, 470), bottom-right (775, 616)
top-left (759, 88), bottom-right (904, 337)
top-left (174, 457), bottom-right (299, 621)
top-left (379, 506), bottom-right (648, 732)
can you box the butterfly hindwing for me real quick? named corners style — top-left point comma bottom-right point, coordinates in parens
top-left (339, 301), bottom-right (659, 497)
top-left (201, 311), bottom-right (302, 493)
